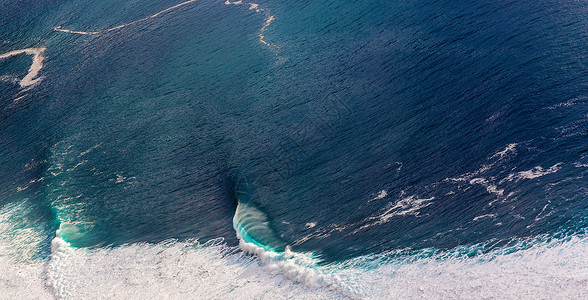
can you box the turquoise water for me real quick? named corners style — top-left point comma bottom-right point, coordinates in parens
top-left (1, 0), bottom-right (587, 298)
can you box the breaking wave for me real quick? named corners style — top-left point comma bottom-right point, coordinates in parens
top-left (1, 223), bottom-right (585, 299)
top-left (54, 0), bottom-right (276, 48)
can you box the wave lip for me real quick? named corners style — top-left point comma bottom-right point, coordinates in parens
top-left (232, 202), bottom-right (357, 296)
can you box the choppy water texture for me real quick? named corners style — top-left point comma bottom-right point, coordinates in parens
top-left (1, 0), bottom-right (587, 299)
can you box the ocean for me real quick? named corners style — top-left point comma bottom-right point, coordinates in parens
top-left (0, 0), bottom-right (587, 298)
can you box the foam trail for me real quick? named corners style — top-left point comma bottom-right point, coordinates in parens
top-left (45, 230), bottom-right (74, 299)
top-left (225, 1), bottom-right (276, 48)
top-left (54, 0), bottom-right (200, 35)
top-left (0, 47), bottom-right (46, 88)
top-left (503, 163), bottom-right (563, 182)
top-left (54, 0), bottom-right (276, 50)
top-left (354, 193), bottom-right (435, 233)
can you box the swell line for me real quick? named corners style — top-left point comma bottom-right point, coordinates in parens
top-left (53, 0), bottom-right (200, 35)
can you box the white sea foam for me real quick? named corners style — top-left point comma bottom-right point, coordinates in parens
top-left (336, 235), bottom-right (588, 299)
top-left (295, 192), bottom-right (436, 239)
top-left (291, 222), bottom-right (351, 246)
top-left (353, 193), bottom-right (435, 233)
top-left (448, 143), bottom-right (518, 184)
top-left (472, 213), bottom-right (497, 221)
top-left (370, 189), bottom-right (388, 202)
top-left (1, 219), bottom-right (586, 299)
top-left (40, 229), bottom-right (343, 300)
top-left (491, 142), bottom-right (518, 159)
top-left (469, 177), bottom-right (504, 197)
top-left (233, 202), bottom-right (357, 297)
top-left (376, 194), bottom-right (434, 220)
top-left (2, 229), bottom-right (585, 299)
top-left (79, 143), bottom-right (102, 157)
top-left (0, 74), bottom-right (19, 84)
top-left (0, 258), bottom-right (51, 299)
top-left (234, 233), bottom-right (347, 292)
top-left (2, 142), bottom-right (584, 298)
top-left (446, 143), bottom-right (517, 194)
top-left (54, 0), bottom-right (201, 35)
top-left (0, 200), bottom-right (53, 299)
top-left (444, 143), bottom-right (524, 205)
top-left (259, 15), bottom-right (275, 47)
top-left (54, 0), bottom-right (276, 49)
top-left (15, 177), bottom-right (44, 192)
top-left (45, 138), bottom-right (99, 242)
top-left (546, 95), bottom-right (587, 109)
top-left (502, 163), bottom-right (563, 182)
top-left (225, 0), bottom-right (276, 48)
top-left (0, 47), bottom-right (46, 88)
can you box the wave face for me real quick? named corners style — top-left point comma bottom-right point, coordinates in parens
top-left (1, 0), bottom-right (587, 298)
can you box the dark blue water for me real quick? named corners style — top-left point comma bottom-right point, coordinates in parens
top-left (1, 0), bottom-right (587, 298)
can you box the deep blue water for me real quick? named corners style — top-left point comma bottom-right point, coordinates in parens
top-left (1, 0), bottom-right (587, 298)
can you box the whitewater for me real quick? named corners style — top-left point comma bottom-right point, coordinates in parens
top-left (1, 0), bottom-right (587, 298)
top-left (1, 226), bottom-right (586, 299)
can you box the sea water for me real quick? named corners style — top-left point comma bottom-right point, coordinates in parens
top-left (1, 0), bottom-right (587, 298)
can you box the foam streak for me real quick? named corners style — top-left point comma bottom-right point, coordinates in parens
top-left (54, 0), bottom-right (200, 35)
top-left (225, 1), bottom-right (276, 48)
top-left (0, 48), bottom-right (46, 88)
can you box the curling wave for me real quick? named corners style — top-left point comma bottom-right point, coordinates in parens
top-left (36, 227), bottom-right (343, 300)
top-left (232, 201), bottom-right (357, 297)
